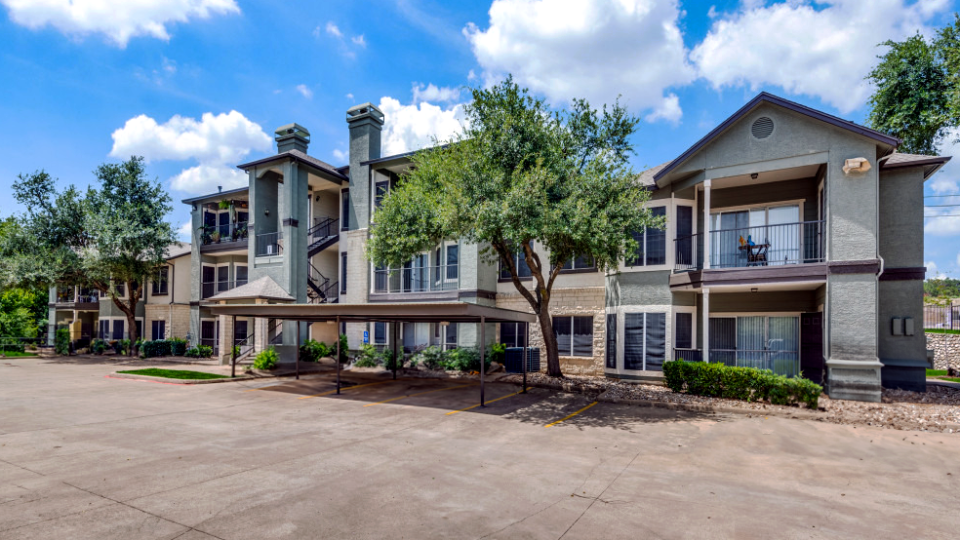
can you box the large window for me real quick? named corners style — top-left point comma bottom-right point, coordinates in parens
top-left (446, 244), bottom-right (459, 280)
top-left (236, 265), bottom-right (248, 287)
top-left (374, 322), bottom-right (387, 345)
top-left (674, 312), bottom-right (692, 350)
top-left (500, 322), bottom-right (527, 348)
top-left (710, 204), bottom-right (801, 267)
top-left (340, 252), bottom-right (348, 294)
top-left (675, 205), bottom-right (694, 268)
top-left (112, 319), bottom-right (125, 340)
top-left (624, 312), bottom-right (665, 371)
top-left (553, 316), bottom-right (593, 357)
top-left (151, 320), bottom-right (166, 340)
top-left (152, 267), bottom-right (169, 295)
top-left (605, 314), bottom-right (617, 369)
top-left (499, 242), bottom-right (533, 280)
top-left (341, 189), bottom-right (350, 231)
top-left (562, 254), bottom-right (595, 272)
top-left (628, 206), bottom-right (666, 266)
top-left (374, 179), bottom-right (389, 209)
top-left (443, 323), bottom-right (458, 350)
top-left (709, 316), bottom-right (799, 375)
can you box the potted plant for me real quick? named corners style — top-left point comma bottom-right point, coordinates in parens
top-left (218, 200), bottom-right (230, 210)
top-left (210, 231), bottom-right (221, 243)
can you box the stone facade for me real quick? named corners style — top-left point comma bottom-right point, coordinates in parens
top-left (144, 304), bottom-right (191, 340)
top-left (496, 286), bottom-right (606, 376)
top-left (927, 333), bottom-right (960, 371)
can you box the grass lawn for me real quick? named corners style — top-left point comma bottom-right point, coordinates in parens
top-left (925, 329), bottom-right (960, 335)
top-left (937, 377), bottom-right (960, 383)
top-left (927, 369), bottom-right (948, 377)
top-left (0, 351), bottom-right (39, 357)
top-left (117, 368), bottom-right (228, 380)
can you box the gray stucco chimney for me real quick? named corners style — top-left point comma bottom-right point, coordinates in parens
top-left (346, 103), bottom-right (384, 229)
top-left (275, 123), bottom-right (310, 154)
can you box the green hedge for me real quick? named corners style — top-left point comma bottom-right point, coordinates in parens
top-left (664, 360), bottom-right (822, 409)
top-left (184, 345), bottom-right (214, 358)
top-left (253, 346), bottom-right (278, 370)
top-left (300, 339), bottom-right (332, 362)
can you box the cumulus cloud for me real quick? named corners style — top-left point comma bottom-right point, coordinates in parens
top-left (412, 83), bottom-right (461, 104)
top-left (1, 0), bottom-right (239, 47)
top-left (691, 0), bottom-right (948, 113)
top-left (110, 110), bottom-right (271, 195)
top-left (320, 20), bottom-right (365, 58)
top-left (924, 206), bottom-right (960, 236)
top-left (465, 0), bottom-right (694, 120)
top-left (332, 148), bottom-right (348, 163)
top-left (324, 21), bottom-right (342, 38)
top-left (925, 260), bottom-right (943, 279)
top-left (928, 128), bottom-right (960, 194)
top-left (296, 84), bottom-right (313, 99)
top-left (378, 97), bottom-right (467, 156)
top-left (645, 93), bottom-right (682, 124)
top-left (177, 221), bottom-right (193, 240)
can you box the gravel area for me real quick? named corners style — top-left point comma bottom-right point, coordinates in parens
top-left (501, 372), bottom-right (960, 433)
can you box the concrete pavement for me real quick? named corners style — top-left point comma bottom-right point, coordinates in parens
top-left (1, 356), bottom-right (958, 539)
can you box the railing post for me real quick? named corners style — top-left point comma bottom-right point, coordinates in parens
top-left (703, 179), bottom-right (711, 270)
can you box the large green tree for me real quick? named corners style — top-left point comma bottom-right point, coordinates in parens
top-left (367, 78), bottom-right (661, 377)
top-left (1, 157), bottom-right (176, 354)
top-left (867, 16), bottom-right (960, 154)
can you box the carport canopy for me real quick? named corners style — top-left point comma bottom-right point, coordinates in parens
top-left (207, 302), bottom-right (538, 406)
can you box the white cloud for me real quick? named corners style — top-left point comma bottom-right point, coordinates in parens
top-left (412, 83), bottom-right (461, 104)
top-left (924, 206), bottom-right (960, 236)
top-left (177, 221), bottom-right (193, 240)
top-left (464, 0), bottom-right (694, 120)
top-left (925, 260), bottom-right (945, 280)
top-left (1, 0), bottom-right (239, 47)
top-left (110, 110), bottom-right (271, 195)
top-left (645, 93), bottom-right (682, 124)
top-left (332, 148), bottom-right (348, 163)
top-left (467, 69), bottom-right (477, 81)
top-left (378, 97), bottom-right (467, 156)
top-left (691, 0), bottom-right (949, 113)
top-left (351, 34), bottom-right (366, 47)
top-left (296, 84), bottom-right (313, 99)
top-left (346, 93), bottom-right (354, 100)
top-left (325, 21), bottom-right (342, 38)
top-left (929, 128), bottom-right (960, 193)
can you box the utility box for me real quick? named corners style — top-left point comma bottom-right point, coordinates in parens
top-left (504, 347), bottom-right (540, 373)
top-left (904, 317), bottom-right (915, 336)
top-left (891, 317), bottom-right (903, 336)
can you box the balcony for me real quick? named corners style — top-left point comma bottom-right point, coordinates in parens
top-left (255, 231), bottom-right (283, 258)
top-left (371, 265), bottom-right (461, 301)
top-left (201, 279), bottom-right (249, 300)
top-left (200, 221), bottom-right (248, 252)
top-left (675, 220), bottom-right (824, 271)
top-left (307, 216), bottom-right (339, 257)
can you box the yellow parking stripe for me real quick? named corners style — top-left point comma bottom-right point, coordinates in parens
top-left (364, 384), bottom-right (474, 407)
top-left (297, 379), bottom-right (397, 399)
top-left (445, 390), bottom-right (523, 416)
top-left (544, 401), bottom-right (598, 428)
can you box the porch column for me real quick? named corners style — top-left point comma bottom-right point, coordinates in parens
top-left (703, 179), bottom-right (712, 270)
top-left (702, 288), bottom-right (710, 363)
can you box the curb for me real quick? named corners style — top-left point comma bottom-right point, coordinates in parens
top-left (109, 372), bottom-right (255, 384)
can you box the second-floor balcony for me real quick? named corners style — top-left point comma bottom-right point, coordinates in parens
top-left (674, 220), bottom-right (824, 271)
top-left (200, 221), bottom-right (249, 250)
top-left (202, 279), bottom-right (249, 300)
top-left (373, 265), bottom-right (460, 295)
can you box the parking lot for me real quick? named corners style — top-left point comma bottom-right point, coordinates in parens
top-left (2, 357), bottom-right (959, 539)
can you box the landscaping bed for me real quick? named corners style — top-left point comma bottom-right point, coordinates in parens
top-left (501, 372), bottom-right (960, 433)
top-left (116, 368), bottom-right (229, 380)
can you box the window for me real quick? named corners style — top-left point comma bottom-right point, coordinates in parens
top-left (562, 254), bottom-right (595, 272)
top-left (151, 320), bottom-right (166, 340)
top-left (341, 189), bottom-right (350, 231)
top-left (675, 205), bottom-right (694, 268)
top-left (446, 244), bottom-right (459, 280)
top-left (500, 322), bottom-right (527, 348)
top-left (115, 282), bottom-right (126, 298)
top-left (200, 320), bottom-right (218, 352)
top-left (99, 319), bottom-right (109, 339)
top-left (374, 322), bottom-right (387, 345)
top-left (135, 320), bottom-right (143, 340)
top-left (499, 242), bottom-right (533, 280)
top-left (201, 266), bottom-right (215, 299)
top-left (375, 179), bottom-right (389, 209)
top-left (235, 320), bottom-right (248, 345)
top-left (553, 316), bottom-right (593, 357)
top-left (444, 323), bottom-right (458, 350)
top-left (236, 265), bottom-right (248, 287)
top-left (628, 206), bottom-right (666, 266)
top-left (340, 252), bottom-right (348, 294)
top-left (605, 314), bottom-right (617, 369)
top-left (112, 319), bottom-right (125, 340)
top-left (624, 312), bottom-right (665, 371)
top-left (217, 266), bottom-right (229, 292)
top-left (152, 267), bottom-right (169, 295)
top-left (709, 316), bottom-right (799, 374)
top-left (674, 312), bottom-right (693, 350)
top-left (710, 204), bottom-right (801, 267)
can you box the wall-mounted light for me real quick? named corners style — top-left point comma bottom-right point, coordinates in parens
top-left (842, 157), bottom-right (871, 175)
top-left (440, 321), bottom-right (450, 327)
top-left (750, 173), bottom-right (758, 180)
top-left (264, 209), bottom-right (270, 216)
top-left (750, 288), bottom-right (759, 293)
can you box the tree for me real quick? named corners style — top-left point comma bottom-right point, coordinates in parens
top-left (1, 157), bottom-right (176, 355)
top-left (367, 77), bottom-right (661, 377)
top-left (866, 17), bottom-right (960, 155)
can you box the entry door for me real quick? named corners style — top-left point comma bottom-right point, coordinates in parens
top-left (201, 320), bottom-right (218, 352)
top-left (800, 312), bottom-right (824, 384)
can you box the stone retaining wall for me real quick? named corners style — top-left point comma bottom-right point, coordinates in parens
top-left (927, 332), bottom-right (960, 371)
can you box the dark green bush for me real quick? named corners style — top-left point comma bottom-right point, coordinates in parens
top-left (379, 348), bottom-right (400, 370)
top-left (338, 334), bottom-right (349, 364)
top-left (253, 346), bottom-right (278, 370)
top-left (486, 343), bottom-right (507, 365)
top-left (414, 346), bottom-right (443, 370)
top-left (441, 347), bottom-right (491, 372)
top-left (0, 339), bottom-right (26, 353)
top-left (141, 339), bottom-right (172, 358)
top-left (113, 339), bottom-right (131, 355)
top-left (353, 344), bottom-right (380, 367)
top-left (664, 360), bottom-right (822, 409)
top-left (300, 339), bottom-right (332, 362)
top-left (91, 339), bottom-right (108, 355)
top-left (184, 345), bottom-right (213, 358)
top-left (55, 328), bottom-right (70, 355)
top-left (169, 338), bottom-right (187, 356)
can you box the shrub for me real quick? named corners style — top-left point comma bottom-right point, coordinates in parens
top-left (184, 345), bottom-right (214, 358)
top-left (486, 342), bottom-right (507, 365)
top-left (114, 339), bottom-right (131, 355)
top-left (55, 328), bottom-right (70, 355)
top-left (91, 339), bottom-right (108, 355)
top-left (663, 360), bottom-right (822, 409)
top-left (414, 346), bottom-right (444, 370)
top-left (0, 339), bottom-right (26, 353)
top-left (441, 347), bottom-right (490, 372)
top-left (353, 344), bottom-right (380, 368)
top-left (168, 338), bottom-right (187, 356)
top-left (141, 339), bottom-right (172, 358)
top-left (300, 339), bottom-right (332, 362)
top-left (379, 348), bottom-right (401, 370)
top-left (338, 334), bottom-right (350, 364)
top-left (253, 346), bottom-right (278, 370)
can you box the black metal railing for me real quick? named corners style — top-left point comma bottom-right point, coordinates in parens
top-left (674, 220), bottom-right (824, 271)
top-left (255, 231), bottom-right (283, 257)
top-left (201, 279), bottom-right (248, 299)
top-left (924, 305), bottom-right (960, 330)
top-left (308, 217), bottom-right (338, 247)
top-left (76, 294), bottom-right (99, 304)
top-left (201, 221), bottom-right (248, 246)
top-left (373, 265), bottom-right (460, 294)
top-left (673, 348), bottom-right (703, 362)
top-left (268, 319), bottom-right (283, 345)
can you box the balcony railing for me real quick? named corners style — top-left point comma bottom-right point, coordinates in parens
top-left (255, 231), bottom-right (283, 257)
top-left (373, 265), bottom-right (460, 294)
top-left (672, 348), bottom-right (800, 377)
top-left (201, 221), bottom-right (248, 246)
top-left (308, 217), bottom-right (338, 246)
top-left (56, 289), bottom-right (75, 303)
top-left (201, 279), bottom-right (248, 300)
top-left (76, 294), bottom-right (99, 304)
top-left (674, 220), bottom-right (824, 271)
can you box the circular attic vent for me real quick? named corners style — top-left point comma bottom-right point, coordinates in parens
top-left (751, 116), bottom-right (774, 139)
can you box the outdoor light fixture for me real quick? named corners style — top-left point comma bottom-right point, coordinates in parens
top-left (264, 209), bottom-right (270, 216)
top-left (750, 173), bottom-right (758, 180)
top-left (751, 288), bottom-right (759, 293)
top-left (440, 321), bottom-right (450, 327)
top-left (842, 157), bottom-right (871, 174)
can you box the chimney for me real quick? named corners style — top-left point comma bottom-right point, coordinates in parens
top-left (346, 103), bottom-right (384, 230)
top-left (275, 123), bottom-right (310, 154)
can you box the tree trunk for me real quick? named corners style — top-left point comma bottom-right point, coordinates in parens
top-left (536, 304), bottom-right (562, 377)
top-left (125, 310), bottom-right (138, 357)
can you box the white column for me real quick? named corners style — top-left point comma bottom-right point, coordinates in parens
top-left (703, 179), bottom-right (712, 270)
top-left (702, 288), bottom-right (710, 363)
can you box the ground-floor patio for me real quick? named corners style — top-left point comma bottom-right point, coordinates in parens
top-left (1, 357), bottom-right (958, 539)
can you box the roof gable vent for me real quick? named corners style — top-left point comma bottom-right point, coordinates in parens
top-left (751, 116), bottom-right (774, 139)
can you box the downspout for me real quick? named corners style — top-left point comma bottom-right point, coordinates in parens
top-left (169, 261), bottom-right (174, 339)
top-left (876, 164), bottom-right (883, 361)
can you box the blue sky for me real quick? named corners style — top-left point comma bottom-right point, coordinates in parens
top-left (0, 0), bottom-right (958, 276)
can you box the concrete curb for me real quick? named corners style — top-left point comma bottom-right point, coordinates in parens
top-left (109, 372), bottom-right (255, 384)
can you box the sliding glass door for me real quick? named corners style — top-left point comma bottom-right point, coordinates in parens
top-left (710, 204), bottom-right (801, 268)
top-left (708, 315), bottom-right (799, 376)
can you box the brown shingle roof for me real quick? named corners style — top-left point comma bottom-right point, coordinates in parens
top-left (237, 150), bottom-right (347, 182)
top-left (205, 276), bottom-right (295, 303)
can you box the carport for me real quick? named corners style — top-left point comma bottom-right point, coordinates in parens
top-left (207, 302), bottom-right (537, 406)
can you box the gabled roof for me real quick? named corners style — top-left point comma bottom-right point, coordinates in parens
top-left (653, 92), bottom-right (902, 183)
top-left (237, 149), bottom-right (348, 182)
top-left (205, 276), bottom-right (295, 303)
top-left (181, 186), bottom-right (248, 205)
top-left (879, 152), bottom-right (951, 179)
top-left (164, 242), bottom-right (191, 261)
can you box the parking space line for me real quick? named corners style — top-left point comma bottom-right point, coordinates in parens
top-left (363, 383), bottom-right (475, 407)
top-left (297, 379), bottom-right (398, 399)
top-left (445, 390), bottom-right (523, 415)
top-left (544, 401), bottom-right (597, 428)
